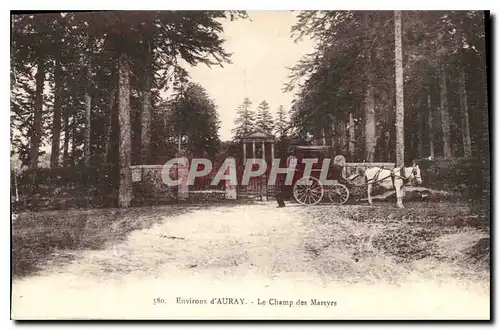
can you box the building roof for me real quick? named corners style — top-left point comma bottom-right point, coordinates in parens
top-left (240, 129), bottom-right (275, 141)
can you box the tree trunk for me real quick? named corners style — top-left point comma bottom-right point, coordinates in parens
top-left (394, 10), bottom-right (405, 168)
top-left (63, 108), bottom-right (70, 166)
top-left (315, 129), bottom-right (323, 146)
top-left (50, 62), bottom-right (62, 168)
top-left (439, 64), bottom-right (452, 158)
top-left (334, 121), bottom-right (341, 151)
top-left (141, 87), bottom-right (152, 164)
top-left (348, 113), bottom-right (355, 160)
top-left (136, 18), bottom-right (155, 164)
top-left (29, 57), bottom-right (44, 169)
top-left (481, 77), bottom-right (489, 160)
top-left (83, 56), bottom-right (92, 168)
top-left (118, 54), bottom-right (132, 208)
top-left (418, 110), bottom-right (424, 159)
top-left (104, 89), bottom-right (115, 164)
top-left (427, 93), bottom-right (435, 159)
top-left (71, 115), bottom-right (77, 167)
top-left (84, 93), bottom-right (91, 167)
top-left (330, 122), bottom-right (335, 148)
top-left (364, 14), bottom-right (376, 162)
top-left (140, 35), bottom-right (153, 164)
top-left (340, 120), bottom-right (347, 153)
top-left (364, 69), bottom-right (376, 162)
top-left (323, 123), bottom-right (332, 148)
top-left (458, 66), bottom-right (472, 158)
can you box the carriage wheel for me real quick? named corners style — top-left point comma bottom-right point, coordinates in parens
top-left (293, 176), bottom-right (324, 205)
top-left (328, 183), bottom-right (350, 205)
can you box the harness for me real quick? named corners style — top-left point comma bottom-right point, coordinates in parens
top-left (367, 166), bottom-right (414, 189)
top-left (366, 167), bottom-right (392, 185)
top-left (365, 166), bottom-right (418, 189)
top-left (391, 167), bottom-right (417, 188)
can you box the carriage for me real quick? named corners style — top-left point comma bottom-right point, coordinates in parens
top-left (274, 144), bottom-right (422, 208)
top-left (277, 145), bottom-right (352, 205)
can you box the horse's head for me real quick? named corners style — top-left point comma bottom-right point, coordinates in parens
top-left (411, 163), bottom-right (423, 185)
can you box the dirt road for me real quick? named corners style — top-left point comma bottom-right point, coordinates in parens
top-left (12, 202), bottom-right (490, 320)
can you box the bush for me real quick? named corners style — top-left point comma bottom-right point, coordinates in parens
top-left (415, 157), bottom-right (489, 200)
top-left (12, 166), bottom-right (118, 212)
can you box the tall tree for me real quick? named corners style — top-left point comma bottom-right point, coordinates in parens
top-left (84, 71), bottom-right (92, 167)
top-left (348, 113), bottom-right (356, 159)
top-left (255, 100), bottom-right (274, 133)
top-left (104, 87), bottom-right (116, 164)
top-left (232, 98), bottom-right (255, 139)
top-left (169, 83), bottom-right (221, 157)
top-left (286, 11), bottom-right (488, 164)
top-left (394, 10), bottom-right (405, 167)
top-left (50, 62), bottom-right (62, 168)
top-left (133, 11), bottom-right (247, 163)
top-left (11, 14), bottom-right (54, 169)
top-left (139, 19), bottom-right (154, 164)
top-left (274, 105), bottom-right (288, 139)
top-left (458, 65), bottom-right (472, 158)
top-left (118, 54), bottom-right (132, 208)
top-left (439, 64), bottom-right (452, 158)
top-left (29, 56), bottom-right (45, 169)
top-left (427, 93), bottom-right (435, 159)
top-left (48, 16), bottom-right (67, 169)
top-left (364, 12), bottom-right (377, 162)
top-left (286, 11), bottom-right (389, 157)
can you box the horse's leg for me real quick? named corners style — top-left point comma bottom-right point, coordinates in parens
top-left (395, 180), bottom-right (404, 208)
top-left (367, 183), bottom-right (373, 206)
top-left (401, 184), bottom-right (406, 198)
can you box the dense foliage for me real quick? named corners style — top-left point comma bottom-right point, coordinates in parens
top-left (286, 11), bottom-right (489, 164)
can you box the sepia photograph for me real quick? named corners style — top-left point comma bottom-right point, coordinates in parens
top-left (10, 9), bottom-right (491, 320)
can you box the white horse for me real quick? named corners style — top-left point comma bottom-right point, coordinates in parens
top-left (364, 163), bottom-right (423, 208)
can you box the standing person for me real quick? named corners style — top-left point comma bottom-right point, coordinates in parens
top-left (275, 154), bottom-right (294, 208)
top-left (275, 151), bottom-right (298, 208)
top-left (275, 188), bottom-right (286, 207)
top-left (274, 165), bottom-right (287, 208)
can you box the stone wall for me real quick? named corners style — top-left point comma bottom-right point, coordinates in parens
top-left (131, 165), bottom-right (177, 204)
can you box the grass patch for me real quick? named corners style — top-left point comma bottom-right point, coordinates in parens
top-left (372, 227), bottom-right (442, 261)
top-left (300, 201), bottom-right (490, 283)
top-left (463, 237), bottom-right (490, 266)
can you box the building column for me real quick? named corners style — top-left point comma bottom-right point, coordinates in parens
top-left (243, 142), bottom-right (247, 162)
top-left (252, 141), bottom-right (256, 159)
top-left (271, 143), bottom-right (275, 161)
top-left (261, 141), bottom-right (266, 201)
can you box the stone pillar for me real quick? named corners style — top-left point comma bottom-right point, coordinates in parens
top-left (262, 141), bottom-right (265, 159)
top-left (177, 157), bottom-right (189, 201)
top-left (271, 143), bottom-right (275, 161)
top-left (243, 142), bottom-right (247, 162)
top-left (225, 157), bottom-right (237, 200)
top-left (252, 141), bottom-right (256, 158)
